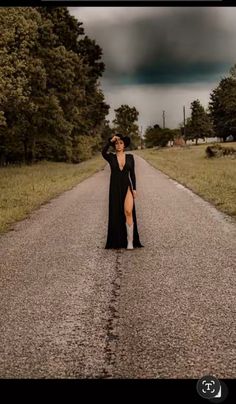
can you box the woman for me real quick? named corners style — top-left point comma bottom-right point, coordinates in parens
top-left (101, 134), bottom-right (144, 250)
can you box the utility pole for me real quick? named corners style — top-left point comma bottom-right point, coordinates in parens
top-left (183, 106), bottom-right (186, 139)
top-left (162, 111), bottom-right (165, 129)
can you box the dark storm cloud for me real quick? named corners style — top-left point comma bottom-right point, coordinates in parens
top-left (69, 7), bottom-right (236, 85)
top-left (107, 61), bottom-right (230, 85)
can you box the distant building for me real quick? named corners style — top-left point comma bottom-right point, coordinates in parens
top-left (173, 136), bottom-right (185, 146)
top-left (186, 137), bottom-right (222, 144)
top-left (168, 137), bottom-right (223, 147)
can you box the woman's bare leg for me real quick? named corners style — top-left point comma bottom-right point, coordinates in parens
top-left (124, 186), bottom-right (134, 226)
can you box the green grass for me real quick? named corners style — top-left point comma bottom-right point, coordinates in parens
top-left (0, 155), bottom-right (107, 234)
top-left (134, 142), bottom-right (236, 220)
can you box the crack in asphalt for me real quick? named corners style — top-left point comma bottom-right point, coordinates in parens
top-left (101, 249), bottom-right (123, 378)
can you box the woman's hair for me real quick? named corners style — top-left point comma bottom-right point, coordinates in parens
top-left (115, 133), bottom-right (124, 139)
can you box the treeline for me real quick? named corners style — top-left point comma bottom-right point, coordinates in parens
top-left (145, 64), bottom-right (236, 147)
top-left (0, 7), bottom-right (110, 165)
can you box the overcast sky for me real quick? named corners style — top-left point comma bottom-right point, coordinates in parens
top-left (68, 7), bottom-right (236, 131)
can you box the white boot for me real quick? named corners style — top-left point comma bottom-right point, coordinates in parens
top-left (126, 222), bottom-right (134, 250)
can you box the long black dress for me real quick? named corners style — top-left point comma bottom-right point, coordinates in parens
top-left (102, 138), bottom-right (144, 249)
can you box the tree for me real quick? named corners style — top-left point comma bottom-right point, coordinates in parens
top-left (0, 7), bottom-right (46, 164)
top-left (112, 105), bottom-right (140, 149)
top-left (209, 65), bottom-right (236, 142)
top-left (186, 99), bottom-right (213, 145)
top-left (100, 119), bottom-right (113, 143)
top-left (144, 124), bottom-right (174, 148)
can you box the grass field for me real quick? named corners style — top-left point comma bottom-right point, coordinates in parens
top-left (134, 142), bottom-right (236, 220)
top-left (0, 155), bottom-right (106, 234)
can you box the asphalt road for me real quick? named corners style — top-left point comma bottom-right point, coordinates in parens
top-left (0, 154), bottom-right (236, 378)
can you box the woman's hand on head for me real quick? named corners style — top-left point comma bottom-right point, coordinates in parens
top-left (111, 135), bottom-right (120, 143)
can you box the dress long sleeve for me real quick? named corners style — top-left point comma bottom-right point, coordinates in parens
top-left (101, 137), bottom-right (113, 162)
top-left (130, 155), bottom-right (136, 191)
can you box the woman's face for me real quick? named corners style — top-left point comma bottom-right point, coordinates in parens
top-left (115, 138), bottom-right (125, 152)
